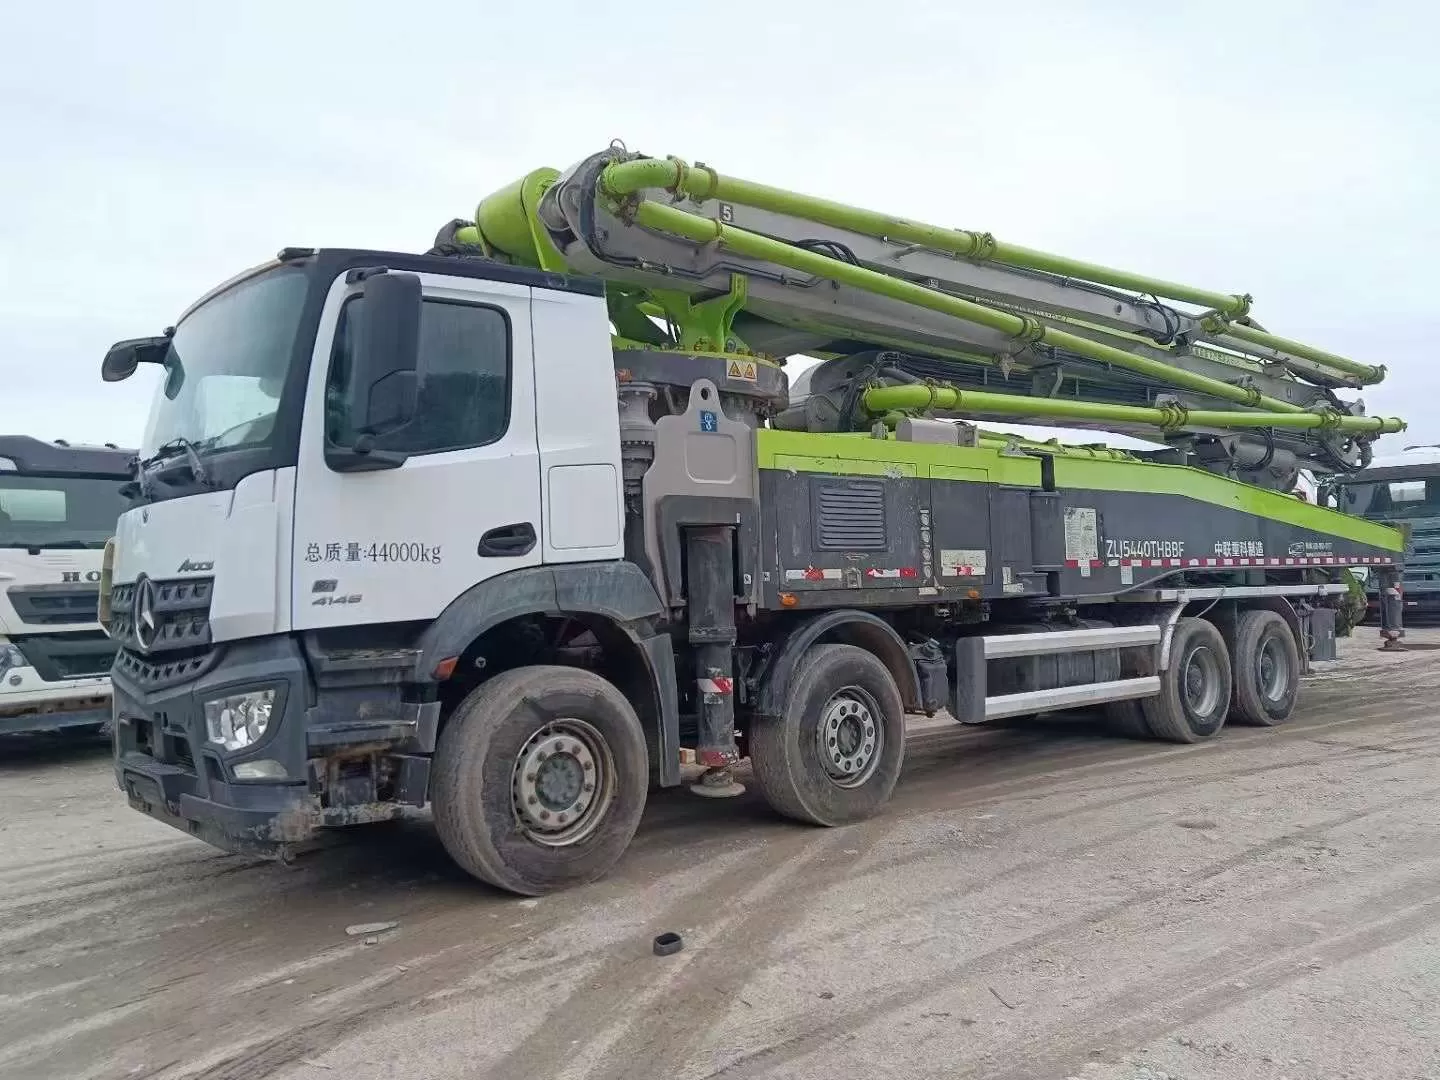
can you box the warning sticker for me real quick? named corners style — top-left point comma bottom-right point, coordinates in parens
top-left (725, 357), bottom-right (758, 382)
top-left (940, 548), bottom-right (987, 577)
top-left (1064, 507), bottom-right (1099, 564)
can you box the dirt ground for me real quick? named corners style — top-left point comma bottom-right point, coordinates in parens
top-left (3, 629), bottom-right (1439, 1080)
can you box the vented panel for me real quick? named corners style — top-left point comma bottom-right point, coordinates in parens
top-left (813, 480), bottom-right (887, 551)
top-left (6, 585), bottom-right (99, 626)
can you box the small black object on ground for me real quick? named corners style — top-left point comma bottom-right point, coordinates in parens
top-left (653, 932), bottom-right (683, 956)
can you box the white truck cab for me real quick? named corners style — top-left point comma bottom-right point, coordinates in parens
top-left (0, 437), bottom-right (132, 736)
top-left (103, 249), bottom-right (638, 868)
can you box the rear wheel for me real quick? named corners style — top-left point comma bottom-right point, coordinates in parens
top-left (1142, 618), bottom-right (1232, 744)
top-left (1230, 609), bottom-right (1300, 726)
top-left (1105, 643), bottom-right (1156, 739)
top-left (749, 644), bottom-right (906, 826)
top-left (431, 666), bottom-right (649, 896)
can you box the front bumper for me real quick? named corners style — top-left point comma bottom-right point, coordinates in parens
top-left (0, 669), bottom-right (112, 735)
top-left (112, 635), bottom-right (315, 855)
top-left (112, 634), bottom-right (436, 856)
top-left (0, 700), bottom-right (111, 736)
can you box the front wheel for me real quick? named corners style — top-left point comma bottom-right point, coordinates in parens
top-left (749, 644), bottom-right (906, 827)
top-left (431, 666), bottom-right (649, 896)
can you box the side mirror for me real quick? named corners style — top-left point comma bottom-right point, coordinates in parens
top-left (101, 336), bottom-right (170, 383)
top-left (349, 271), bottom-right (422, 436)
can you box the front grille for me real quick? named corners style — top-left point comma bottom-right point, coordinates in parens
top-left (109, 576), bottom-right (214, 654)
top-left (6, 584), bottom-right (99, 625)
top-left (10, 631), bottom-right (117, 682)
top-left (114, 644), bottom-right (219, 691)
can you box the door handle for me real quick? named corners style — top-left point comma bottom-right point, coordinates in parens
top-left (478, 522), bottom-right (537, 557)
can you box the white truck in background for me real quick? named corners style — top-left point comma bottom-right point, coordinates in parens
top-left (0, 437), bottom-right (133, 737)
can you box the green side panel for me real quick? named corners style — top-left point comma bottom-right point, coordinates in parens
top-left (1051, 456), bottom-right (1404, 552)
top-left (771, 453), bottom-right (917, 478)
top-left (756, 429), bottom-right (1042, 487)
top-left (928, 465), bottom-right (989, 484)
top-left (755, 430), bottom-right (1404, 553)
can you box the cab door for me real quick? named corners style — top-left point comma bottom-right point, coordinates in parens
top-left (290, 270), bottom-right (541, 630)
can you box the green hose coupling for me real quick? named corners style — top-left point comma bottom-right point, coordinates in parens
top-left (1155, 401), bottom-right (1190, 430)
top-left (1012, 315), bottom-right (1047, 347)
top-left (682, 159), bottom-right (720, 203)
top-left (1310, 405), bottom-right (1346, 431)
top-left (1199, 312), bottom-right (1230, 335)
top-left (970, 231), bottom-right (998, 262)
top-left (659, 156), bottom-right (688, 200)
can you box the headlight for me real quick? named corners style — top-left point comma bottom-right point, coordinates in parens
top-left (204, 689), bottom-right (276, 751)
top-left (0, 643), bottom-right (27, 680)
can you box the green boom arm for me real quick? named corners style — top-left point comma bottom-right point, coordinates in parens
top-left (455, 145), bottom-right (1403, 461)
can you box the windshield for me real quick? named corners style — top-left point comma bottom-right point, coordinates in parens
top-left (1337, 475), bottom-right (1440, 520)
top-left (142, 265), bottom-right (309, 457)
top-left (0, 475), bottom-right (130, 549)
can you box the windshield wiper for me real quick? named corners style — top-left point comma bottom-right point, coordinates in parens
top-left (131, 437), bottom-right (216, 502)
top-left (141, 437), bottom-right (212, 488)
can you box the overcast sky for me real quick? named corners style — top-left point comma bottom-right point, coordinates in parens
top-left (3, 1), bottom-right (1436, 454)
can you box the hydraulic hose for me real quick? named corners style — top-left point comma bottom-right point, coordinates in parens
top-left (861, 384), bottom-right (1404, 436)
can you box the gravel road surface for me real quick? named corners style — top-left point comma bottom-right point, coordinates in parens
top-left (3, 630), bottom-right (1438, 1080)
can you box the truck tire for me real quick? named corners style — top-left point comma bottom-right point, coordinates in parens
top-left (1104, 643), bottom-right (1155, 739)
top-left (1142, 618), bottom-right (1232, 743)
top-left (1230, 609), bottom-right (1300, 726)
top-left (431, 665), bottom-right (649, 896)
top-left (749, 644), bottom-right (906, 827)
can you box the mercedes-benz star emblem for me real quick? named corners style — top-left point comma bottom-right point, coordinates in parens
top-left (133, 576), bottom-right (159, 652)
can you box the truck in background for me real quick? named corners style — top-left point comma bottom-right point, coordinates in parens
top-left (1328, 445), bottom-right (1440, 622)
top-left (1, 437), bottom-right (133, 736)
